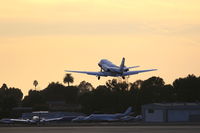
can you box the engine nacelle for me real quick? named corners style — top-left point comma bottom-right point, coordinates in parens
top-left (124, 68), bottom-right (129, 72)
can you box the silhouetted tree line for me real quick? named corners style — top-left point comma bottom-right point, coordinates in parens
top-left (0, 84), bottom-right (23, 118)
top-left (22, 82), bottom-right (79, 108)
top-left (0, 74), bottom-right (200, 118)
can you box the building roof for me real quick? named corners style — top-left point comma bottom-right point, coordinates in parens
top-left (142, 103), bottom-right (200, 110)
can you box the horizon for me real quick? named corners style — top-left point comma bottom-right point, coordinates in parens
top-left (1, 73), bottom-right (199, 95)
top-left (0, 0), bottom-right (200, 95)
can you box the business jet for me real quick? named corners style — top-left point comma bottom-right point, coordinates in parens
top-left (65, 58), bottom-right (157, 80)
top-left (72, 107), bottom-right (133, 122)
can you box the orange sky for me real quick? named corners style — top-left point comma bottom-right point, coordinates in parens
top-left (0, 0), bottom-right (200, 95)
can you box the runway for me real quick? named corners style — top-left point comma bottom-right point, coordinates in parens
top-left (0, 126), bottom-right (200, 133)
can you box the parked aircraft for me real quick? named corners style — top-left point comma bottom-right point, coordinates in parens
top-left (0, 107), bottom-right (142, 124)
top-left (65, 58), bottom-right (157, 80)
top-left (0, 118), bottom-right (38, 124)
top-left (72, 107), bottom-right (133, 122)
top-left (0, 116), bottom-right (78, 124)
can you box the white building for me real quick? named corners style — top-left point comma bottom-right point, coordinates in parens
top-left (142, 103), bottom-right (200, 122)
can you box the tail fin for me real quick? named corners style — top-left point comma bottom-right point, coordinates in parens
top-left (120, 57), bottom-right (125, 72)
top-left (123, 107), bottom-right (132, 116)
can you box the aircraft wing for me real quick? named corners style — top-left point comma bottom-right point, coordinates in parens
top-left (123, 69), bottom-right (157, 76)
top-left (40, 117), bottom-right (63, 123)
top-left (65, 70), bottom-right (106, 76)
top-left (7, 119), bottom-right (30, 124)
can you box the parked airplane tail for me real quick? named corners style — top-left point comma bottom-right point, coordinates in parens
top-left (123, 107), bottom-right (132, 116)
top-left (120, 57), bottom-right (125, 72)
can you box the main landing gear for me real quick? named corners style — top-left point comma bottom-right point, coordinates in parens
top-left (97, 68), bottom-right (103, 80)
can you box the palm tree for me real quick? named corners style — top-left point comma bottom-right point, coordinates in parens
top-left (63, 74), bottom-right (74, 86)
top-left (33, 80), bottom-right (38, 90)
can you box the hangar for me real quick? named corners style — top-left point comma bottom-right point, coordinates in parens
top-left (142, 103), bottom-right (200, 122)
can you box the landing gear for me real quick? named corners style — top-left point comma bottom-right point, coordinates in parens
top-left (98, 68), bottom-right (102, 80)
top-left (122, 76), bottom-right (125, 79)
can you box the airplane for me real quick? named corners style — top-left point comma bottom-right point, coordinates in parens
top-left (65, 58), bottom-right (157, 80)
top-left (0, 116), bottom-right (78, 124)
top-left (0, 117), bottom-right (38, 124)
top-left (72, 107), bottom-right (133, 122)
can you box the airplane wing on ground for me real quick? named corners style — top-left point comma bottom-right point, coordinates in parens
top-left (0, 119), bottom-right (31, 124)
top-left (40, 116), bottom-right (77, 123)
top-left (65, 70), bottom-right (106, 76)
top-left (123, 69), bottom-right (157, 76)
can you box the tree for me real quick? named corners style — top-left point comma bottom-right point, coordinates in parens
top-left (0, 84), bottom-right (23, 118)
top-left (160, 84), bottom-right (175, 102)
top-left (0, 83), bottom-right (8, 99)
top-left (0, 85), bottom-right (23, 108)
top-left (130, 80), bottom-right (143, 113)
top-left (92, 85), bottom-right (113, 112)
top-left (33, 80), bottom-right (38, 90)
top-left (42, 82), bottom-right (66, 101)
top-left (63, 74), bottom-right (74, 86)
top-left (106, 79), bottom-right (129, 92)
top-left (78, 81), bottom-right (94, 94)
top-left (173, 74), bottom-right (200, 102)
top-left (130, 80), bottom-right (143, 92)
top-left (22, 90), bottom-right (46, 109)
top-left (138, 76), bottom-right (165, 104)
top-left (42, 82), bottom-right (79, 104)
top-left (6, 87), bottom-right (23, 104)
top-left (1, 83), bottom-right (8, 90)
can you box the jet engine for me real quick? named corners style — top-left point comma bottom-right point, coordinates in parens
top-left (124, 68), bottom-right (129, 72)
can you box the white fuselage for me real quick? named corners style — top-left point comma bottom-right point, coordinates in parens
top-left (98, 59), bottom-right (123, 75)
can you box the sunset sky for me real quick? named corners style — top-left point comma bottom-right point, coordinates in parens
top-left (0, 0), bottom-right (200, 95)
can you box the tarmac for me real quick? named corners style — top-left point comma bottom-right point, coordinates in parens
top-left (0, 125), bottom-right (200, 133)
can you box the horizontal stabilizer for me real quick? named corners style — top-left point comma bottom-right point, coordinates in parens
top-left (127, 66), bottom-right (140, 69)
